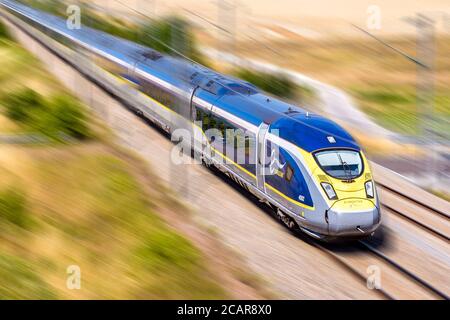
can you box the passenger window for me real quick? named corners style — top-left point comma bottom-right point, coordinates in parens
top-left (218, 121), bottom-right (225, 137)
top-left (196, 109), bottom-right (203, 122)
top-left (202, 112), bottom-right (210, 132)
top-left (209, 115), bottom-right (217, 130)
top-left (141, 80), bottom-right (174, 108)
top-left (285, 165), bottom-right (294, 182)
top-left (245, 136), bottom-right (255, 157)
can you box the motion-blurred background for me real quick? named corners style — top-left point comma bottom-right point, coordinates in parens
top-left (0, 0), bottom-right (448, 299)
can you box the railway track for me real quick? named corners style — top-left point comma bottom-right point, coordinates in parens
top-left (358, 240), bottom-right (449, 299)
top-left (3, 7), bottom-right (448, 300)
top-left (376, 181), bottom-right (450, 242)
top-left (307, 240), bottom-right (394, 300)
top-left (307, 182), bottom-right (450, 300)
top-left (216, 167), bottom-right (450, 299)
top-left (376, 181), bottom-right (449, 219)
top-left (307, 236), bottom-right (449, 300)
top-left (298, 181), bottom-right (450, 300)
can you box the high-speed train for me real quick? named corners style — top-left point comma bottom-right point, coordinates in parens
top-left (1, 0), bottom-right (381, 240)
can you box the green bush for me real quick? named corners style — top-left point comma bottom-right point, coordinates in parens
top-left (354, 89), bottom-right (414, 105)
top-left (3, 88), bottom-right (44, 122)
top-left (0, 187), bottom-right (30, 229)
top-left (139, 17), bottom-right (207, 64)
top-left (48, 95), bottom-right (92, 140)
top-left (0, 20), bottom-right (11, 40)
top-left (84, 12), bottom-right (209, 65)
top-left (132, 229), bottom-right (225, 299)
top-left (1, 89), bottom-right (92, 140)
top-left (136, 229), bottom-right (201, 272)
top-left (235, 69), bottom-right (297, 98)
top-left (0, 254), bottom-right (56, 299)
top-left (16, 0), bottom-right (64, 16)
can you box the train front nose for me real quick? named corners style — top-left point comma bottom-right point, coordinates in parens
top-left (327, 199), bottom-right (380, 236)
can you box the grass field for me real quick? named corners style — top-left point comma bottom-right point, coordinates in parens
top-left (0, 19), bottom-right (229, 299)
top-left (0, 36), bottom-right (94, 140)
top-left (352, 85), bottom-right (450, 138)
top-left (0, 144), bottom-right (226, 299)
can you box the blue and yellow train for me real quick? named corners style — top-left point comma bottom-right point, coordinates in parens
top-left (1, 0), bottom-right (381, 240)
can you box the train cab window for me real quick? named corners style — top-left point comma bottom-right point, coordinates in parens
top-left (285, 165), bottom-right (294, 182)
top-left (314, 149), bottom-right (363, 180)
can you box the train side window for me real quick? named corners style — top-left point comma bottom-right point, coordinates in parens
top-left (245, 135), bottom-right (255, 156)
top-left (224, 121), bottom-right (235, 142)
top-left (218, 121), bottom-right (226, 138)
top-left (196, 108), bottom-right (203, 122)
top-left (285, 165), bottom-right (294, 182)
top-left (222, 121), bottom-right (236, 158)
top-left (229, 127), bottom-right (243, 148)
top-left (141, 80), bottom-right (174, 108)
top-left (209, 115), bottom-right (217, 130)
top-left (202, 111), bottom-right (210, 132)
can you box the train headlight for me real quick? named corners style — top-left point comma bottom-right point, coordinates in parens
top-left (365, 180), bottom-right (374, 198)
top-left (320, 182), bottom-right (338, 200)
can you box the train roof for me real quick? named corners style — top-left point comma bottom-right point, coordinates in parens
top-left (2, 0), bottom-right (360, 152)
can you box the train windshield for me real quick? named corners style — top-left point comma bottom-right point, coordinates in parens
top-left (314, 150), bottom-right (363, 180)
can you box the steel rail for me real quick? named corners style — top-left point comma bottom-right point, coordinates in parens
top-left (376, 181), bottom-right (450, 219)
top-left (382, 203), bottom-right (449, 242)
top-left (307, 239), bottom-right (394, 300)
top-left (359, 240), bottom-right (450, 300)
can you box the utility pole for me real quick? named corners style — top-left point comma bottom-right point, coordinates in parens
top-left (406, 14), bottom-right (437, 188)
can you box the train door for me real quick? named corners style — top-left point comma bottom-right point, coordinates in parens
top-left (256, 122), bottom-right (269, 192)
top-left (189, 86), bottom-right (200, 122)
top-left (190, 88), bottom-right (216, 161)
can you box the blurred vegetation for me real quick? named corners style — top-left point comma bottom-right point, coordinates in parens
top-left (138, 16), bottom-right (208, 66)
top-left (0, 186), bottom-right (31, 230)
top-left (0, 148), bottom-right (226, 299)
top-left (235, 69), bottom-right (296, 98)
top-left (16, 0), bottom-right (62, 16)
top-left (1, 89), bottom-right (92, 141)
top-left (3, 88), bottom-right (43, 121)
top-left (0, 30), bottom-right (94, 140)
top-left (0, 254), bottom-right (56, 299)
top-left (429, 189), bottom-right (450, 202)
top-left (17, 0), bottom-right (208, 65)
top-left (0, 17), bottom-right (226, 298)
top-left (352, 85), bottom-right (450, 138)
top-left (0, 32), bottom-right (96, 139)
top-left (234, 68), bottom-right (315, 103)
top-left (0, 19), bottom-right (11, 40)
